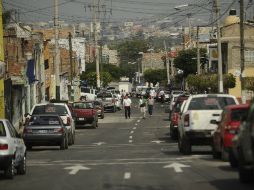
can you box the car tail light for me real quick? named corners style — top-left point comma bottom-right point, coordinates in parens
top-left (171, 113), bottom-right (179, 124)
top-left (24, 128), bottom-right (32, 133)
top-left (54, 128), bottom-right (64, 133)
top-left (225, 122), bottom-right (239, 134)
top-left (184, 114), bottom-right (190, 127)
top-left (67, 117), bottom-right (71, 125)
top-left (0, 144), bottom-right (8, 150)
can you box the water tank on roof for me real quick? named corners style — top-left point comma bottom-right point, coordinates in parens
top-left (224, 9), bottom-right (240, 26)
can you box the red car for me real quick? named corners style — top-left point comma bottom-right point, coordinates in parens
top-left (169, 95), bottom-right (189, 140)
top-left (72, 101), bottom-right (98, 128)
top-left (212, 104), bottom-right (249, 160)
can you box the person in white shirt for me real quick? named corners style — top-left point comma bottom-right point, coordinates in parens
top-left (147, 95), bottom-right (155, 116)
top-left (123, 95), bottom-right (132, 119)
top-left (139, 96), bottom-right (147, 119)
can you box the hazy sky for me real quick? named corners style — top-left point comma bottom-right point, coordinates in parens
top-left (3, 0), bottom-right (254, 26)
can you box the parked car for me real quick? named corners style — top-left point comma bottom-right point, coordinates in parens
top-left (170, 95), bottom-right (190, 140)
top-left (23, 114), bottom-right (68, 150)
top-left (72, 101), bottom-right (98, 128)
top-left (96, 92), bottom-right (117, 112)
top-left (235, 101), bottom-right (254, 183)
top-left (178, 94), bottom-right (239, 155)
top-left (28, 103), bottom-right (75, 145)
top-left (211, 104), bottom-right (249, 160)
top-left (93, 100), bottom-right (104, 119)
top-left (0, 119), bottom-right (26, 179)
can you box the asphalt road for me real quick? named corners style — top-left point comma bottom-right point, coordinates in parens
top-left (1, 99), bottom-right (254, 190)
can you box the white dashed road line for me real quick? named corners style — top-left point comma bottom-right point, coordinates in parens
top-left (133, 127), bottom-right (137, 130)
top-left (124, 172), bottom-right (131, 180)
top-left (129, 136), bottom-right (133, 139)
top-left (129, 140), bottom-right (133, 143)
top-left (130, 131), bottom-right (134, 134)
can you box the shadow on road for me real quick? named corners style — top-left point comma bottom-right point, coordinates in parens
top-left (210, 179), bottom-right (254, 190)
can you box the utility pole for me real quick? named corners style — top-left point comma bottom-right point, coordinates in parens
top-left (187, 13), bottom-right (192, 48)
top-left (92, 0), bottom-right (101, 89)
top-left (197, 26), bottom-right (201, 74)
top-left (240, 0), bottom-right (245, 103)
top-left (54, 0), bottom-right (60, 100)
top-left (164, 41), bottom-right (170, 85)
top-left (215, 0), bottom-right (224, 93)
top-left (68, 32), bottom-right (74, 101)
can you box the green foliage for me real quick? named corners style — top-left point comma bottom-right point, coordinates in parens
top-left (143, 69), bottom-right (167, 85)
top-left (83, 71), bottom-right (113, 88)
top-left (3, 10), bottom-right (12, 28)
top-left (174, 48), bottom-right (207, 77)
top-left (244, 77), bottom-right (254, 91)
top-left (117, 40), bottom-right (149, 63)
top-left (186, 73), bottom-right (236, 93)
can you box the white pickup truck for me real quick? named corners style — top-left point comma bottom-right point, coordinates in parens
top-left (178, 94), bottom-right (239, 155)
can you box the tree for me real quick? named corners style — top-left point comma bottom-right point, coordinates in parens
top-left (143, 69), bottom-right (167, 86)
top-left (174, 48), bottom-right (207, 77)
top-left (244, 77), bottom-right (254, 91)
top-left (101, 72), bottom-right (113, 88)
top-left (83, 71), bottom-right (113, 88)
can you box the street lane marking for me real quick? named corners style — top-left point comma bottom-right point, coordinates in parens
top-left (129, 140), bottom-right (133, 143)
top-left (135, 123), bottom-right (138, 126)
top-left (124, 172), bottom-right (131, 179)
top-left (64, 165), bottom-right (90, 175)
top-left (163, 162), bottom-right (190, 173)
top-left (129, 136), bottom-right (133, 139)
top-left (130, 131), bottom-right (134, 134)
top-left (133, 127), bottom-right (137, 130)
top-left (137, 120), bottom-right (140, 123)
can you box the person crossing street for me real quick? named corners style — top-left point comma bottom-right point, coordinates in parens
top-left (147, 95), bottom-right (154, 116)
top-left (123, 94), bottom-right (132, 119)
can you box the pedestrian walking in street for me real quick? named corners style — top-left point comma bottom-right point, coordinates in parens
top-left (139, 96), bottom-right (147, 119)
top-left (123, 94), bottom-right (132, 119)
top-left (148, 95), bottom-right (154, 116)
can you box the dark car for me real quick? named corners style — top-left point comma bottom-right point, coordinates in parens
top-left (23, 114), bottom-right (68, 150)
top-left (212, 104), bottom-right (249, 161)
top-left (93, 100), bottom-right (105, 119)
top-left (72, 101), bottom-right (98, 128)
top-left (169, 95), bottom-right (189, 140)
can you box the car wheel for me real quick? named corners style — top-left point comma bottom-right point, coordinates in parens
top-left (212, 144), bottom-right (221, 159)
top-left (17, 155), bottom-right (26, 175)
top-left (229, 149), bottom-right (238, 168)
top-left (65, 135), bottom-right (69, 149)
top-left (238, 149), bottom-right (253, 183)
top-left (92, 121), bottom-right (97, 129)
top-left (182, 136), bottom-right (191, 155)
top-left (60, 137), bottom-right (66, 150)
top-left (5, 158), bottom-right (15, 179)
top-left (221, 145), bottom-right (229, 161)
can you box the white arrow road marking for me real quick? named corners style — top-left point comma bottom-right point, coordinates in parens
top-left (64, 165), bottom-right (91, 175)
top-left (163, 162), bottom-right (190, 173)
top-left (124, 172), bottom-right (131, 179)
top-left (130, 131), bottom-right (134, 134)
top-left (151, 140), bottom-right (165, 144)
top-left (93, 142), bottom-right (106, 146)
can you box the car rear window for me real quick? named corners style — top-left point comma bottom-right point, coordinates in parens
top-left (28, 116), bottom-right (61, 126)
top-left (231, 108), bottom-right (249, 122)
top-left (97, 93), bottom-right (112, 98)
top-left (0, 121), bottom-right (6, 136)
top-left (188, 97), bottom-right (236, 110)
top-left (73, 102), bottom-right (93, 109)
top-left (32, 105), bottom-right (68, 115)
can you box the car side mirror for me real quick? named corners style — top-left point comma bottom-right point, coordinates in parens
top-left (210, 119), bottom-right (219, 125)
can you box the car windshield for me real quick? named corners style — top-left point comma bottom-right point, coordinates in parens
top-left (97, 93), bottom-right (112, 98)
top-left (73, 102), bottom-right (94, 109)
top-left (28, 116), bottom-right (61, 126)
top-left (188, 97), bottom-right (236, 110)
top-left (231, 108), bottom-right (249, 122)
top-left (0, 121), bottom-right (6, 136)
top-left (32, 105), bottom-right (68, 115)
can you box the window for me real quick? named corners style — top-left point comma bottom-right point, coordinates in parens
top-left (188, 97), bottom-right (236, 110)
top-left (0, 122), bottom-right (6, 136)
top-left (29, 116), bottom-right (61, 126)
top-left (245, 50), bottom-right (254, 63)
top-left (32, 105), bottom-right (68, 115)
top-left (6, 121), bottom-right (17, 138)
top-left (73, 102), bottom-right (94, 109)
top-left (231, 108), bottom-right (249, 122)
